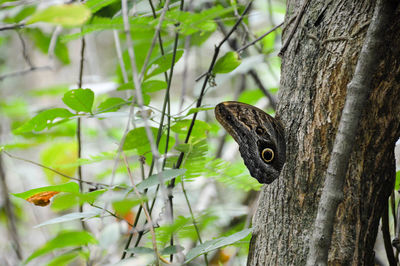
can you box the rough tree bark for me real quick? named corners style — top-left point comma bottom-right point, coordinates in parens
top-left (247, 1), bottom-right (400, 265)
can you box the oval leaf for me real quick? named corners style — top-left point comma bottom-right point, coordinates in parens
top-left (213, 51), bottom-right (241, 74)
top-left (12, 182), bottom-right (79, 200)
top-left (123, 127), bottom-right (175, 155)
top-left (62, 88), bottom-right (94, 113)
top-left (117, 80), bottom-right (167, 93)
top-left (35, 210), bottom-right (102, 228)
top-left (25, 230), bottom-right (97, 263)
top-left (136, 169), bottom-right (187, 191)
top-left (96, 97), bottom-right (127, 113)
top-left (27, 4), bottom-right (91, 27)
top-left (14, 108), bottom-right (74, 133)
top-left (145, 50), bottom-right (184, 79)
top-left (184, 228), bottom-right (252, 263)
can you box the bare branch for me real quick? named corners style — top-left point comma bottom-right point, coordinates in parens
top-left (236, 22), bottom-right (283, 54)
top-left (110, 0), bottom-right (171, 186)
top-left (0, 66), bottom-right (52, 81)
top-left (278, 0), bottom-right (310, 57)
top-left (0, 23), bottom-right (24, 32)
top-left (173, 0), bottom-right (254, 175)
top-left (76, 36), bottom-right (86, 230)
top-left (2, 150), bottom-right (119, 189)
top-left (122, 153), bottom-right (161, 266)
top-left (0, 154), bottom-right (22, 260)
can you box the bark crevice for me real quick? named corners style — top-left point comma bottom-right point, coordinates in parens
top-left (247, 0), bottom-right (400, 264)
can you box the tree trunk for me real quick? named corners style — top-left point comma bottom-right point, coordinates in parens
top-left (247, 1), bottom-right (400, 265)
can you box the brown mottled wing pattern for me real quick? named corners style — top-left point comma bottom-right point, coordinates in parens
top-left (215, 101), bottom-right (286, 184)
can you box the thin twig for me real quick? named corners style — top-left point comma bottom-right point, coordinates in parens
top-left (121, 0), bottom-right (175, 256)
top-left (112, 0), bottom-right (172, 189)
top-left (180, 181), bottom-right (207, 256)
top-left (0, 154), bottom-right (22, 260)
top-left (196, 19), bottom-right (281, 83)
top-left (2, 150), bottom-right (120, 189)
top-left (278, 0), bottom-right (310, 57)
top-left (248, 70), bottom-right (277, 109)
top-left (113, 30), bottom-right (129, 84)
top-left (213, 11), bottom-right (278, 112)
top-left (168, 3), bottom-right (254, 261)
top-left (236, 22), bottom-right (283, 54)
top-left (0, 66), bottom-right (52, 81)
top-left (76, 36), bottom-right (86, 230)
top-left (122, 153), bottom-right (161, 266)
top-left (48, 26), bottom-right (62, 61)
top-left (391, 191), bottom-right (397, 235)
top-left (91, 204), bottom-right (136, 230)
top-left (173, 0), bottom-right (254, 174)
top-left (382, 204), bottom-right (397, 266)
top-left (16, 32), bottom-right (33, 68)
top-left (0, 23), bottom-right (24, 31)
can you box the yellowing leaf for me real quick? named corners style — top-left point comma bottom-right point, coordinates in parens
top-left (41, 142), bottom-right (77, 184)
top-left (26, 191), bottom-right (60, 206)
top-left (27, 4), bottom-right (91, 27)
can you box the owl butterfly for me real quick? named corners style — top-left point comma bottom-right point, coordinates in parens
top-left (215, 101), bottom-right (286, 184)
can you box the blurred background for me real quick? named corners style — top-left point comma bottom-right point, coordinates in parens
top-left (1, 0), bottom-right (397, 265)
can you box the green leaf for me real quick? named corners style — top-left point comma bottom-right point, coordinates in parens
top-left (184, 228), bottom-right (252, 263)
top-left (25, 230), bottom-right (97, 263)
top-left (96, 97), bottom-right (127, 113)
top-left (167, 6), bottom-right (233, 36)
top-left (161, 245), bottom-right (184, 255)
top-left (142, 80), bottom-right (168, 93)
top-left (123, 127), bottom-right (175, 155)
top-left (123, 127), bottom-right (150, 151)
top-left (395, 171), bottom-right (400, 191)
top-left (29, 84), bottom-right (70, 97)
top-left (213, 51), bottom-right (241, 74)
top-left (118, 80), bottom-right (169, 92)
top-left (260, 29), bottom-right (279, 54)
top-left (208, 159), bottom-right (262, 191)
top-left (27, 4), bottom-right (92, 27)
top-left (46, 251), bottom-right (82, 266)
top-left (61, 16), bottom-right (153, 42)
top-left (112, 198), bottom-right (145, 216)
top-left (186, 107), bottom-right (214, 116)
top-left (12, 182), bottom-right (79, 200)
top-left (126, 247), bottom-right (154, 255)
top-left (155, 216), bottom-right (191, 246)
top-left (26, 29), bottom-right (70, 64)
top-left (14, 108), bottom-right (74, 133)
top-left (51, 193), bottom-right (79, 211)
top-left (85, 0), bottom-right (118, 13)
top-left (238, 89), bottom-right (264, 105)
top-left (62, 88), bottom-right (94, 113)
top-left (171, 119), bottom-right (211, 138)
top-left (40, 142), bottom-right (77, 184)
top-left (51, 190), bottom-right (106, 211)
top-left (8, 6), bottom-right (37, 23)
top-left (35, 210), bottom-right (101, 228)
top-left (136, 169), bottom-right (187, 191)
top-left (145, 50), bottom-right (184, 79)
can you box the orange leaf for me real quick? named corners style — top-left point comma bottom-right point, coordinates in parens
top-left (26, 191), bottom-right (60, 206)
